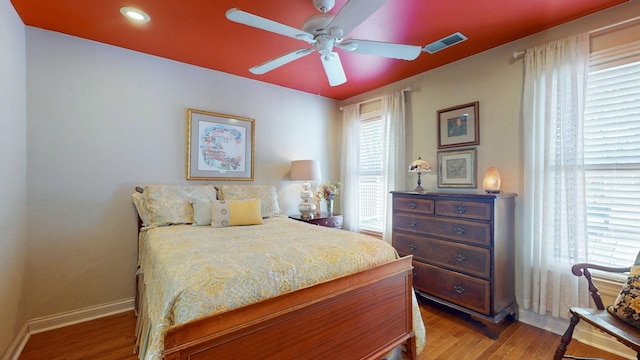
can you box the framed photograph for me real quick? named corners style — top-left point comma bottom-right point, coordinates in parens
top-left (437, 148), bottom-right (477, 188)
top-left (186, 108), bottom-right (254, 181)
top-left (437, 101), bottom-right (479, 149)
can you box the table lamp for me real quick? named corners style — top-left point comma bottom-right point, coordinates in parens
top-left (290, 160), bottom-right (321, 219)
top-left (483, 167), bottom-right (502, 193)
top-left (409, 157), bottom-right (431, 192)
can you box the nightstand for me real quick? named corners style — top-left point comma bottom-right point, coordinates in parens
top-left (289, 213), bottom-right (343, 229)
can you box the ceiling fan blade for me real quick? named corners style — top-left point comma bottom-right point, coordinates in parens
top-left (226, 8), bottom-right (314, 43)
top-left (320, 52), bottom-right (347, 86)
top-left (327, 0), bottom-right (388, 37)
top-left (250, 48), bottom-right (314, 75)
top-left (338, 39), bottom-right (422, 60)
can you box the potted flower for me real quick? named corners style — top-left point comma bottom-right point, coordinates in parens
top-left (317, 181), bottom-right (342, 215)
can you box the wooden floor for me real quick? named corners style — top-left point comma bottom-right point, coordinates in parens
top-left (18, 299), bottom-right (629, 360)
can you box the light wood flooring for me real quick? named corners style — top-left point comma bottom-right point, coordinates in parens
top-left (18, 299), bottom-right (629, 360)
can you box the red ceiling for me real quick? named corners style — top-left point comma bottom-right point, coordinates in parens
top-left (11, 0), bottom-right (627, 100)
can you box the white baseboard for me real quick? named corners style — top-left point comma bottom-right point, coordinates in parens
top-left (2, 298), bottom-right (135, 360)
top-left (2, 323), bottom-right (29, 360)
top-left (27, 298), bottom-right (135, 334)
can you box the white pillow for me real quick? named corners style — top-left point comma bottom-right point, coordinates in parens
top-left (191, 198), bottom-right (213, 226)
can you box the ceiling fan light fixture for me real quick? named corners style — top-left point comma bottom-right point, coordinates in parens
top-left (120, 7), bottom-right (150, 23)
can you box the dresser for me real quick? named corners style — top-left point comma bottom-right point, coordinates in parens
top-left (391, 191), bottom-right (517, 338)
top-left (289, 213), bottom-right (343, 229)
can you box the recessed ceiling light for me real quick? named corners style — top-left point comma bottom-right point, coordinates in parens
top-left (120, 7), bottom-right (150, 23)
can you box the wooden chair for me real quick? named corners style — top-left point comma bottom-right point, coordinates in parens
top-left (553, 263), bottom-right (640, 360)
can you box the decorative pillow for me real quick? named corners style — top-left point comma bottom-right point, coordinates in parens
top-left (191, 198), bottom-right (213, 226)
top-left (217, 185), bottom-right (281, 218)
top-left (211, 199), bottom-right (264, 228)
top-left (607, 251), bottom-right (640, 329)
top-left (140, 184), bottom-right (217, 226)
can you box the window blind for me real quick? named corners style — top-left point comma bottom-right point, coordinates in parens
top-left (358, 114), bottom-right (384, 232)
top-left (583, 41), bottom-right (640, 266)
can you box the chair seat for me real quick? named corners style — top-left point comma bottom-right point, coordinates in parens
top-left (570, 307), bottom-right (640, 352)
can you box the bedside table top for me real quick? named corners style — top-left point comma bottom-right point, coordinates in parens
top-left (288, 213), bottom-right (341, 221)
top-left (289, 213), bottom-right (343, 229)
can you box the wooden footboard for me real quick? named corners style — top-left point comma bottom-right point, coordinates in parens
top-left (163, 255), bottom-right (415, 360)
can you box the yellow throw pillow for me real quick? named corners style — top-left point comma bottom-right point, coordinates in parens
top-left (211, 199), bottom-right (264, 228)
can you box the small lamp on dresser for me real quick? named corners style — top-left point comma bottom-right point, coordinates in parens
top-left (483, 166), bottom-right (502, 193)
top-left (290, 160), bottom-right (322, 219)
top-left (408, 157), bottom-right (431, 192)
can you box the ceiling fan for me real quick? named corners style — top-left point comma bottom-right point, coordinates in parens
top-left (226, 0), bottom-right (423, 87)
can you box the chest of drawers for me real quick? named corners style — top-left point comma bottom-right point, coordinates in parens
top-left (391, 191), bottom-right (517, 338)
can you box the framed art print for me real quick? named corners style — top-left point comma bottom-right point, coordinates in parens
top-left (437, 101), bottom-right (479, 149)
top-left (437, 148), bottom-right (477, 188)
top-left (186, 108), bottom-right (254, 181)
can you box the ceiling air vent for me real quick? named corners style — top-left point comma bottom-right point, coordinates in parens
top-left (423, 32), bottom-right (468, 54)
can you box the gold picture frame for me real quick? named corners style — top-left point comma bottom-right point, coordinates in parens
top-left (437, 101), bottom-right (479, 149)
top-left (186, 108), bottom-right (254, 181)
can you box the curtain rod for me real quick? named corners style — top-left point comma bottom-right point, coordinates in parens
top-left (512, 16), bottom-right (640, 60)
top-left (339, 87), bottom-right (412, 111)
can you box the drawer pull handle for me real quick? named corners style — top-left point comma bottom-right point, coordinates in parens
top-left (408, 243), bottom-right (417, 251)
top-left (454, 227), bottom-right (466, 235)
top-left (409, 220), bottom-right (417, 228)
top-left (409, 201), bottom-right (417, 209)
top-left (332, 221), bottom-right (339, 226)
top-left (455, 206), bottom-right (467, 214)
top-left (454, 286), bottom-right (465, 294)
top-left (454, 254), bottom-right (466, 262)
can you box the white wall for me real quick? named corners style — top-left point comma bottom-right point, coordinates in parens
top-left (24, 27), bottom-right (339, 320)
top-left (0, 0), bottom-right (27, 354)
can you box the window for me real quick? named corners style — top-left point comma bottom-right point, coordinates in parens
top-left (358, 108), bottom-right (384, 232)
top-left (584, 40), bottom-right (640, 267)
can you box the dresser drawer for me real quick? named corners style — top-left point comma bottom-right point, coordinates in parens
top-left (393, 213), bottom-right (492, 246)
top-left (413, 262), bottom-right (490, 315)
top-left (394, 232), bottom-right (491, 278)
top-left (308, 215), bottom-right (343, 228)
top-left (435, 200), bottom-right (493, 221)
top-left (393, 196), bottom-right (434, 215)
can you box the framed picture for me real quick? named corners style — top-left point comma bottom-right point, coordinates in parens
top-left (437, 148), bottom-right (477, 188)
top-left (186, 108), bottom-right (254, 181)
top-left (437, 101), bottom-right (479, 149)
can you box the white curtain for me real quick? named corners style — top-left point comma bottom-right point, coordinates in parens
top-left (520, 33), bottom-right (591, 318)
top-left (381, 91), bottom-right (406, 243)
top-left (340, 104), bottom-right (360, 232)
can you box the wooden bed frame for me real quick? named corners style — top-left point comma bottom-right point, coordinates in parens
top-left (134, 193), bottom-right (417, 359)
top-left (161, 255), bottom-right (416, 360)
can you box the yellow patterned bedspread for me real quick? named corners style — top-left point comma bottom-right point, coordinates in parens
top-left (137, 216), bottom-right (425, 359)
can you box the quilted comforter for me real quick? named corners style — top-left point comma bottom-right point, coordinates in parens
top-left (135, 216), bottom-right (425, 359)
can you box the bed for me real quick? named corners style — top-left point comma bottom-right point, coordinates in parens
top-left (132, 184), bottom-right (426, 360)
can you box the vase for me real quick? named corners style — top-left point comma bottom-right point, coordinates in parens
top-left (326, 198), bottom-right (334, 216)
